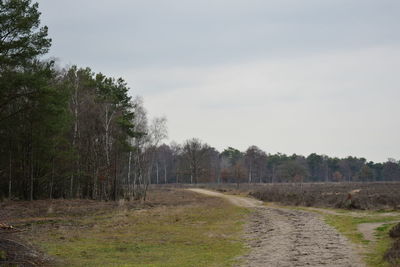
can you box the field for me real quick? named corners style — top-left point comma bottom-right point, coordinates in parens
top-left (1, 183), bottom-right (400, 266)
top-left (0, 188), bottom-right (248, 266)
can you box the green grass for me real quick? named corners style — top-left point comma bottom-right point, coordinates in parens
top-left (323, 213), bottom-right (399, 267)
top-left (32, 199), bottom-right (249, 267)
top-left (366, 223), bottom-right (395, 267)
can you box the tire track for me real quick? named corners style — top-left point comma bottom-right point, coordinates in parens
top-left (188, 188), bottom-right (364, 267)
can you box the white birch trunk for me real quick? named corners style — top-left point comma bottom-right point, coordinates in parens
top-left (156, 161), bottom-right (159, 184)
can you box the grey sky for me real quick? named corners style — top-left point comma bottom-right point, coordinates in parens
top-left (38, 0), bottom-right (400, 162)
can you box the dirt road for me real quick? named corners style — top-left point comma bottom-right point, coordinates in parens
top-left (188, 188), bottom-right (364, 267)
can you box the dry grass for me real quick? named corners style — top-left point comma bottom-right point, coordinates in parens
top-left (1, 188), bottom-right (248, 266)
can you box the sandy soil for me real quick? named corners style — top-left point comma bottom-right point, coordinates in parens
top-left (357, 221), bottom-right (400, 242)
top-left (188, 188), bottom-right (262, 208)
top-left (188, 188), bottom-right (365, 267)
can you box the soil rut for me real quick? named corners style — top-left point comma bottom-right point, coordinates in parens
top-left (188, 188), bottom-right (364, 267)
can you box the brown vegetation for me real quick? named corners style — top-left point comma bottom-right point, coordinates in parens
top-left (0, 189), bottom-right (179, 266)
top-left (385, 222), bottom-right (400, 265)
top-left (247, 182), bottom-right (400, 210)
top-left (194, 182), bottom-right (400, 210)
top-left (0, 188), bottom-right (244, 266)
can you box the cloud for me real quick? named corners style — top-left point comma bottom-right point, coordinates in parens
top-left (39, 0), bottom-right (400, 70)
top-left (119, 45), bottom-right (400, 162)
top-left (37, 0), bottom-right (400, 162)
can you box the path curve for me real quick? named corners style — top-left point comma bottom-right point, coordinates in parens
top-left (188, 188), bottom-right (262, 208)
top-left (358, 221), bottom-right (400, 242)
top-left (188, 188), bottom-right (364, 267)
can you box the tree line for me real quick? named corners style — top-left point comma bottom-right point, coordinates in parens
top-left (1, 0), bottom-right (399, 201)
top-left (0, 0), bottom-right (169, 200)
top-left (149, 141), bottom-right (400, 185)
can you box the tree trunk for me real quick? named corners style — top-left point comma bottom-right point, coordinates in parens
top-left (164, 161), bottom-right (167, 184)
top-left (127, 151), bottom-right (132, 197)
top-left (156, 161), bottom-right (159, 184)
top-left (30, 147), bottom-right (34, 201)
top-left (272, 165), bottom-right (276, 183)
top-left (113, 150), bottom-right (117, 201)
top-left (8, 149), bottom-right (12, 199)
top-left (248, 166), bottom-right (252, 183)
top-left (49, 157), bottom-right (54, 199)
top-left (70, 174), bottom-right (74, 198)
top-left (29, 124), bottom-right (34, 201)
top-left (71, 78), bottom-right (79, 198)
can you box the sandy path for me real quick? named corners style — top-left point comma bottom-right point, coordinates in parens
top-left (188, 188), bottom-right (364, 267)
top-left (357, 221), bottom-right (400, 242)
top-left (188, 188), bottom-right (262, 208)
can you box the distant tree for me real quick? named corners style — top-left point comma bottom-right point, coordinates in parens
top-left (244, 146), bottom-right (267, 183)
top-left (382, 160), bottom-right (400, 181)
top-left (201, 146), bottom-right (221, 183)
top-left (277, 160), bottom-right (309, 183)
top-left (156, 144), bottom-right (173, 184)
top-left (220, 147), bottom-right (244, 183)
top-left (221, 147), bottom-right (243, 165)
top-left (233, 159), bottom-right (247, 188)
top-left (150, 117), bottom-right (168, 184)
top-left (331, 171), bottom-right (343, 182)
top-left (307, 153), bottom-right (324, 181)
top-left (182, 138), bottom-right (207, 184)
top-left (266, 153), bottom-right (288, 183)
top-left (359, 165), bottom-right (374, 182)
top-left (169, 141), bottom-right (182, 183)
top-left (367, 161), bottom-right (383, 181)
top-left (326, 157), bottom-right (340, 181)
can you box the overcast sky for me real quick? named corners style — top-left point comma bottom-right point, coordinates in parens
top-left (37, 0), bottom-right (400, 162)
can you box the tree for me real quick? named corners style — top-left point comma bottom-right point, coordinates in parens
top-left (150, 117), bottom-right (168, 184)
top-left (0, 0), bottom-right (51, 67)
top-left (0, 0), bottom-right (51, 121)
top-left (266, 153), bottom-right (288, 183)
top-left (182, 138), bottom-right (208, 184)
top-left (156, 144), bottom-right (173, 184)
top-left (244, 145), bottom-right (267, 183)
top-left (220, 147), bottom-right (245, 184)
top-left (359, 165), bottom-right (373, 182)
top-left (331, 171), bottom-right (343, 182)
top-left (277, 160), bottom-right (309, 183)
top-left (0, 0), bottom-right (63, 200)
top-left (382, 160), bottom-right (400, 181)
top-left (128, 96), bottom-right (149, 199)
top-left (233, 159), bottom-right (247, 188)
top-left (203, 146), bottom-right (221, 183)
top-left (306, 153), bottom-right (323, 181)
top-left (221, 147), bottom-right (242, 166)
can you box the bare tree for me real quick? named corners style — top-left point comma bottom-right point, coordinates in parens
top-left (150, 117), bottom-right (168, 184)
top-left (182, 138), bottom-right (207, 184)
